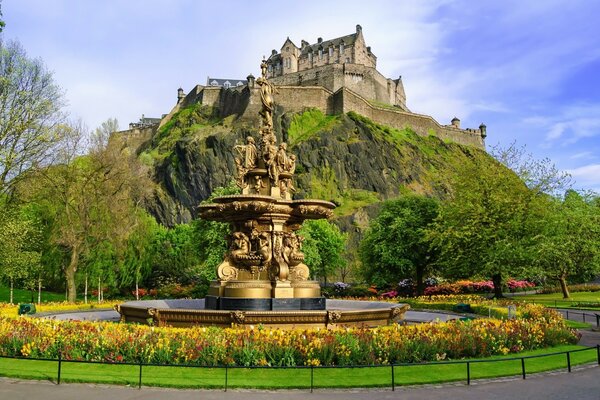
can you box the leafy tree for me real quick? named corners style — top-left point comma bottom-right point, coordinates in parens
top-left (298, 219), bottom-right (347, 285)
top-left (490, 142), bottom-right (572, 195)
top-left (0, 208), bottom-right (41, 303)
top-left (428, 155), bottom-right (538, 298)
top-left (534, 191), bottom-right (600, 298)
top-left (21, 119), bottom-right (150, 301)
top-left (359, 195), bottom-right (439, 295)
top-left (0, 40), bottom-right (65, 201)
top-left (0, 1), bottom-right (5, 33)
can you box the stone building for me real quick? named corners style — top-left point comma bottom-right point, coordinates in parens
top-left (265, 25), bottom-right (407, 111)
top-left (126, 25), bottom-right (487, 150)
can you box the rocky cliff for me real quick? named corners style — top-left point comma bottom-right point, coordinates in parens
top-left (130, 103), bottom-right (496, 232)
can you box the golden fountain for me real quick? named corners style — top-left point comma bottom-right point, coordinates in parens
top-left (116, 60), bottom-right (408, 328)
top-left (198, 58), bottom-right (333, 310)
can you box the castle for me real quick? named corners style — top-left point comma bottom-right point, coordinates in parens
top-left (126, 26), bottom-right (486, 149)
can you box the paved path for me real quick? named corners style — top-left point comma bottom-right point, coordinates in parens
top-left (0, 365), bottom-right (598, 400)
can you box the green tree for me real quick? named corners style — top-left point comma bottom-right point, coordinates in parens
top-left (21, 119), bottom-right (149, 301)
top-left (0, 208), bottom-right (41, 303)
top-left (534, 191), bottom-right (600, 298)
top-left (298, 219), bottom-right (346, 285)
top-left (428, 156), bottom-right (538, 298)
top-left (359, 195), bottom-right (439, 294)
top-left (0, 1), bottom-right (5, 32)
top-left (0, 40), bottom-right (65, 201)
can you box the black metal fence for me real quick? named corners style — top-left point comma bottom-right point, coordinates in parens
top-left (556, 309), bottom-right (600, 328)
top-left (0, 346), bottom-right (598, 391)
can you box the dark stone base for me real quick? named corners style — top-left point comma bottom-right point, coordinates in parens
top-left (204, 295), bottom-right (326, 311)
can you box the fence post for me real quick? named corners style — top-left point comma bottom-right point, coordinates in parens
top-left (138, 359), bottom-right (143, 389)
top-left (57, 351), bottom-right (62, 385)
top-left (224, 366), bottom-right (228, 392)
top-left (567, 352), bottom-right (571, 373)
top-left (521, 358), bottom-right (526, 380)
top-left (466, 362), bottom-right (471, 385)
top-left (391, 364), bottom-right (395, 391)
top-left (310, 365), bottom-right (314, 393)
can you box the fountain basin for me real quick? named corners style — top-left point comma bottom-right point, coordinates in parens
top-left (116, 299), bottom-right (409, 329)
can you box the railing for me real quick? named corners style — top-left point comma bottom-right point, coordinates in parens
top-left (0, 346), bottom-right (598, 391)
top-left (556, 309), bottom-right (600, 328)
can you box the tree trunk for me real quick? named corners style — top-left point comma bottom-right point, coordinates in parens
top-left (9, 279), bottom-right (13, 305)
top-left (558, 275), bottom-right (570, 299)
top-left (37, 277), bottom-right (41, 305)
top-left (97, 277), bottom-right (101, 303)
top-left (492, 273), bottom-right (504, 298)
top-left (415, 266), bottom-right (425, 296)
top-left (135, 277), bottom-right (139, 300)
top-left (65, 246), bottom-right (79, 302)
top-left (84, 273), bottom-right (88, 304)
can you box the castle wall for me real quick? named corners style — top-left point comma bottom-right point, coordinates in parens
top-left (333, 88), bottom-right (484, 148)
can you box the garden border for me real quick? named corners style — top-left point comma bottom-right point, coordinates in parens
top-left (0, 346), bottom-right (598, 391)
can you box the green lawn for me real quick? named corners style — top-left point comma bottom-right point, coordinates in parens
top-left (516, 292), bottom-right (600, 309)
top-left (0, 345), bottom-right (596, 389)
top-left (0, 286), bottom-right (66, 304)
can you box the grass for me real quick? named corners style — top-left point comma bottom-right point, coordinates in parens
top-left (287, 108), bottom-right (339, 147)
top-left (0, 286), bottom-right (66, 304)
top-left (516, 292), bottom-right (600, 309)
top-left (0, 345), bottom-right (596, 389)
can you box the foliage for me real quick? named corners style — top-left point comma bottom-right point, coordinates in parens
top-left (490, 141), bottom-right (572, 196)
top-left (427, 156), bottom-right (539, 298)
top-left (360, 195), bottom-right (439, 294)
top-left (0, 40), bottom-right (65, 200)
top-left (0, 303), bottom-right (576, 366)
top-left (533, 190), bottom-right (600, 298)
top-left (287, 108), bottom-right (339, 147)
top-left (298, 219), bottom-right (347, 284)
top-left (0, 208), bottom-right (42, 301)
top-left (423, 279), bottom-right (534, 296)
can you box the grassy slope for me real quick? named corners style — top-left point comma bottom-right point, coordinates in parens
top-left (0, 345), bottom-right (595, 389)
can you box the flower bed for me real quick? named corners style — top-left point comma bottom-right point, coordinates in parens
top-left (0, 303), bottom-right (576, 367)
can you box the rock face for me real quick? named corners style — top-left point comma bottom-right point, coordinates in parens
top-left (131, 105), bottom-right (493, 229)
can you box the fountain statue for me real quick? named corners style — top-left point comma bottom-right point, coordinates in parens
top-left (198, 58), bottom-right (334, 311)
top-left (116, 60), bottom-right (409, 328)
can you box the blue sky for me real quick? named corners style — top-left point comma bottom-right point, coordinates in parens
top-left (3, 0), bottom-right (600, 192)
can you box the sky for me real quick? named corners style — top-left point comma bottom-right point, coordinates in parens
top-left (3, 0), bottom-right (600, 192)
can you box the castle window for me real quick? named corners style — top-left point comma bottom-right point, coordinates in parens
top-left (285, 57), bottom-right (291, 68)
top-left (308, 51), bottom-right (313, 62)
top-left (319, 48), bottom-right (323, 59)
top-left (268, 64), bottom-right (273, 72)
top-left (236, 81), bottom-right (244, 87)
top-left (345, 57), bottom-right (350, 63)
top-left (340, 43), bottom-right (345, 54)
top-left (329, 47), bottom-right (333, 58)
top-left (210, 80), bottom-right (219, 86)
top-left (223, 81), bottom-right (231, 88)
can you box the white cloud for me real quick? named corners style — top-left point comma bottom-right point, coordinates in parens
top-left (567, 164), bottom-right (600, 193)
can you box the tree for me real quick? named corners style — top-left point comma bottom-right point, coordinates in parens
top-left (0, 1), bottom-right (5, 33)
top-left (0, 40), bottom-right (65, 201)
top-left (298, 219), bottom-right (347, 285)
top-left (21, 119), bottom-right (149, 301)
top-left (534, 191), bottom-right (600, 298)
top-left (428, 155), bottom-right (538, 298)
top-left (359, 195), bottom-right (439, 295)
top-left (0, 208), bottom-right (41, 303)
top-left (490, 142), bottom-right (572, 196)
